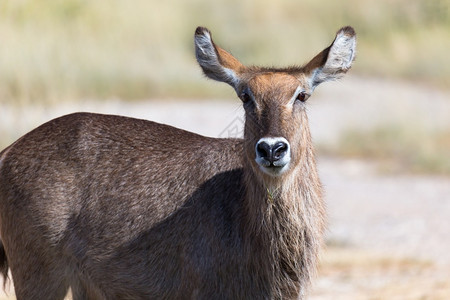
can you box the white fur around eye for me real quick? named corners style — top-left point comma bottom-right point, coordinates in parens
top-left (289, 86), bottom-right (309, 106)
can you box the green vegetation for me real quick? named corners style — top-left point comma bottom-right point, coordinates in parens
top-left (320, 125), bottom-right (450, 176)
top-left (0, 0), bottom-right (449, 104)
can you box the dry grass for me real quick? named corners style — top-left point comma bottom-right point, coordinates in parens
top-left (0, 0), bottom-right (449, 104)
top-left (320, 125), bottom-right (450, 176)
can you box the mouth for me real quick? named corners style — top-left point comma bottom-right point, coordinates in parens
top-left (255, 159), bottom-right (289, 176)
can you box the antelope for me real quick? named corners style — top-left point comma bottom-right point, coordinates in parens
top-left (0, 26), bottom-right (356, 299)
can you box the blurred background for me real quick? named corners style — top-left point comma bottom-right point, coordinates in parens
top-left (0, 0), bottom-right (449, 299)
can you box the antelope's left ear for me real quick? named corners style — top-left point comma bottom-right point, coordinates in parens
top-left (303, 26), bottom-right (356, 90)
top-left (194, 27), bottom-right (245, 90)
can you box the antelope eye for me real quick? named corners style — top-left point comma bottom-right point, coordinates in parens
top-left (240, 91), bottom-right (252, 103)
top-left (296, 91), bottom-right (307, 102)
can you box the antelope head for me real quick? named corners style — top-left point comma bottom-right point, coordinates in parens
top-left (195, 26), bottom-right (356, 180)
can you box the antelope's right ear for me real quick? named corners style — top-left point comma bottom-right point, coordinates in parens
top-left (195, 27), bottom-right (244, 89)
top-left (303, 26), bottom-right (356, 90)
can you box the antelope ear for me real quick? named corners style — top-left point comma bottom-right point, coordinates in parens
top-left (303, 26), bottom-right (356, 90)
top-left (195, 27), bottom-right (244, 89)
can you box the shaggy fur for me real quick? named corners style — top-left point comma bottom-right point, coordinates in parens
top-left (0, 26), bottom-right (355, 299)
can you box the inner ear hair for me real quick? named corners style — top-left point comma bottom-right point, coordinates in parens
top-left (326, 26), bottom-right (356, 72)
top-left (194, 27), bottom-right (245, 89)
top-left (302, 26), bottom-right (356, 88)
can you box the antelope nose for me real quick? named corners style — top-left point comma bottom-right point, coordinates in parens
top-left (256, 140), bottom-right (289, 164)
top-left (273, 142), bottom-right (288, 160)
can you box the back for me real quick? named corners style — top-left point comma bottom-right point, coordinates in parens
top-left (0, 112), bottom-right (247, 298)
top-left (0, 111), bottom-right (244, 237)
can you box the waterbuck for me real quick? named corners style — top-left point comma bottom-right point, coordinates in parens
top-left (0, 26), bottom-right (356, 299)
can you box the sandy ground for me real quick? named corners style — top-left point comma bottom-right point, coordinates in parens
top-left (0, 76), bottom-right (449, 299)
top-left (312, 157), bottom-right (450, 299)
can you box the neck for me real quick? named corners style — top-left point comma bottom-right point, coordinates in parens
top-left (241, 145), bottom-right (324, 298)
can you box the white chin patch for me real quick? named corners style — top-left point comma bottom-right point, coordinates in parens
top-left (258, 163), bottom-right (290, 177)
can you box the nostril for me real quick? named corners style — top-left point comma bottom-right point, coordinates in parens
top-left (272, 142), bottom-right (288, 160)
top-left (255, 138), bottom-right (291, 172)
top-left (256, 142), bottom-right (271, 160)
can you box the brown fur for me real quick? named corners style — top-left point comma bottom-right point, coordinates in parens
top-left (0, 26), bottom-right (355, 299)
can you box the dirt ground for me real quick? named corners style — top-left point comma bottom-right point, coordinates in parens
top-left (311, 157), bottom-right (450, 299)
top-left (0, 76), bottom-right (449, 299)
